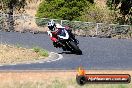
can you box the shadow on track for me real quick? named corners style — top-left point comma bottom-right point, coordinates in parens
top-left (58, 51), bottom-right (74, 54)
top-left (58, 51), bottom-right (83, 55)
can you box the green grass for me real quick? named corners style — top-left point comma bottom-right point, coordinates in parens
top-left (15, 43), bottom-right (22, 48)
top-left (32, 46), bottom-right (49, 57)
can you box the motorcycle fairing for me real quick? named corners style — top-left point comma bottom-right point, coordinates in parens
top-left (57, 28), bottom-right (69, 39)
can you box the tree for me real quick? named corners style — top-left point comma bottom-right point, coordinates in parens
top-left (0, 0), bottom-right (27, 31)
top-left (36, 0), bottom-right (94, 21)
top-left (106, 0), bottom-right (132, 24)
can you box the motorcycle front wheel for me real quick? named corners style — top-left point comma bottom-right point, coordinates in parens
top-left (68, 41), bottom-right (82, 55)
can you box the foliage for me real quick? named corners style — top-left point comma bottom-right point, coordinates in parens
top-left (0, 0), bottom-right (28, 31)
top-left (36, 0), bottom-right (94, 20)
top-left (107, 0), bottom-right (132, 15)
top-left (79, 4), bottom-right (116, 23)
top-left (0, 0), bottom-right (27, 14)
top-left (106, 0), bottom-right (132, 25)
top-left (35, 18), bottom-right (50, 27)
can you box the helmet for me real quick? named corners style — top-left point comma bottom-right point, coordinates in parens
top-left (48, 20), bottom-right (56, 32)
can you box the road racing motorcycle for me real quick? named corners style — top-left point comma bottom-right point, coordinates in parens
top-left (48, 28), bottom-right (82, 55)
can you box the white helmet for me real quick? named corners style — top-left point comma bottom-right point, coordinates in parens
top-left (47, 20), bottom-right (56, 31)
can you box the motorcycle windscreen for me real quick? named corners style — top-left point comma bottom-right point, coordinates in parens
top-left (58, 28), bottom-right (69, 39)
top-left (59, 28), bottom-right (66, 36)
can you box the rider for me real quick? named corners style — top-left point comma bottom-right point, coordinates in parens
top-left (47, 20), bottom-right (78, 51)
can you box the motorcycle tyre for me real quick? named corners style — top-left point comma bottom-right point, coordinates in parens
top-left (69, 41), bottom-right (82, 55)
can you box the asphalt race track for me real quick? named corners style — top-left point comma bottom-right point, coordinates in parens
top-left (0, 31), bottom-right (132, 70)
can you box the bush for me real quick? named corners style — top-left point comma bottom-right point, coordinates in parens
top-left (79, 4), bottom-right (116, 23)
top-left (106, 0), bottom-right (132, 25)
top-left (36, 0), bottom-right (94, 21)
top-left (35, 18), bottom-right (50, 27)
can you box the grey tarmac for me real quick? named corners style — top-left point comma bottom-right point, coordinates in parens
top-left (0, 31), bottom-right (132, 70)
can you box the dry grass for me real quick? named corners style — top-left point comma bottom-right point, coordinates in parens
top-left (14, 0), bottom-right (49, 33)
top-left (95, 0), bottom-right (107, 7)
top-left (0, 70), bottom-right (131, 88)
top-left (0, 44), bottom-right (48, 65)
top-left (25, 0), bottom-right (42, 17)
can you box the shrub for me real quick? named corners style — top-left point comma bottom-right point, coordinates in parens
top-left (36, 0), bottom-right (94, 21)
top-left (79, 4), bottom-right (116, 24)
top-left (35, 18), bottom-right (50, 27)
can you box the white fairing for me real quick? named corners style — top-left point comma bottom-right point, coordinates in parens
top-left (58, 29), bottom-right (69, 39)
top-left (56, 23), bottom-right (65, 29)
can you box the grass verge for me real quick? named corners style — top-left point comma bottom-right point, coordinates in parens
top-left (32, 46), bottom-right (49, 57)
top-left (0, 44), bottom-right (49, 65)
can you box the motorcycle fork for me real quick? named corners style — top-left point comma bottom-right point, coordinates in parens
top-left (66, 41), bottom-right (74, 51)
top-left (58, 41), bottom-right (65, 47)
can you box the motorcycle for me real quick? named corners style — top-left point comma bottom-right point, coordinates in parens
top-left (48, 28), bottom-right (82, 55)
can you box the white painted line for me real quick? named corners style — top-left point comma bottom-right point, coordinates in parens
top-left (38, 62), bottom-right (44, 63)
top-left (25, 63), bottom-right (31, 64)
top-left (10, 63), bottom-right (17, 66)
top-left (0, 65), bottom-right (4, 66)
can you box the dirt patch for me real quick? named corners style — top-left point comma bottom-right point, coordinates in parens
top-left (0, 44), bottom-right (48, 65)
